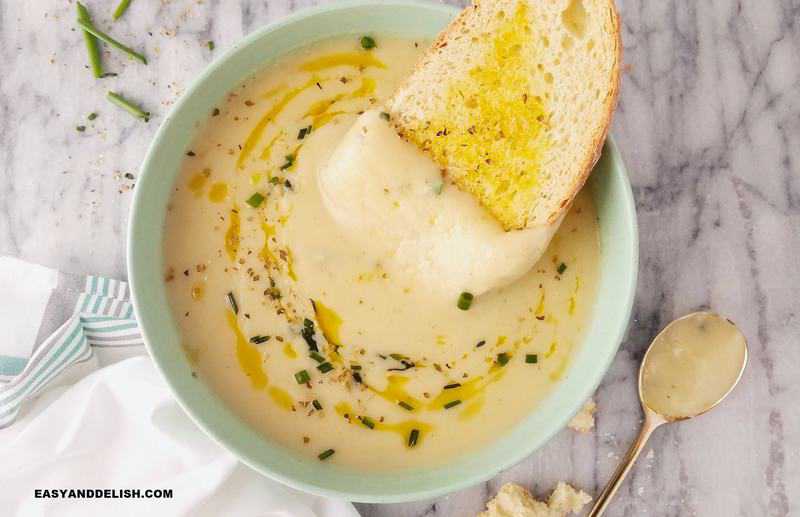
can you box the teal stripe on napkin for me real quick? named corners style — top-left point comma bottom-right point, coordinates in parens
top-left (0, 275), bottom-right (142, 428)
top-left (0, 355), bottom-right (27, 378)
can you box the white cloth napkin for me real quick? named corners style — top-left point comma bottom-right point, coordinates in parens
top-left (0, 257), bottom-right (358, 517)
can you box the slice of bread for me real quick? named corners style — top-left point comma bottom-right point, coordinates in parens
top-left (387, 0), bottom-right (620, 230)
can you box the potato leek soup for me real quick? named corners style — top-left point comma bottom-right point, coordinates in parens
top-left (163, 37), bottom-right (601, 469)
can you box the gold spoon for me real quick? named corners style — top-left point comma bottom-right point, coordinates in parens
top-left (588, 311), bottom-right (748, 516)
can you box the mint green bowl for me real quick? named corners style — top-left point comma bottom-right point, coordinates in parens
top-left (128, 0), bottom-right (638, 503)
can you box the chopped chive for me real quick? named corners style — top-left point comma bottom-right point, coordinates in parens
top-left (457, 291), bottom-right (474, 311)
top-left (389, 353), bottom-right (407, 361)
top-left (76, 125), bottom-right (86, 132)
top-left (350, 363), bottom-right (362, 371)
top-left (112, 0), bottom-right (132, 20)
top-left (408, 429), bottom-right (420, 447)
top-left (245, 192), bottom-right (265, 208)
top-left (107, 91), bottom-right (150, 121)
top-left (76, 3), bottom-right (104, 78)
top-left (359, 416), bottom-right (375, 429)
top-left (301, 318), bottom-right (319, 352)
top-left (226, 292), bottom-right (238, 314)
top-left (279, 154), bottom-right (295, 170)
top-left (249, 335), bottom-right (270, 344)
top-left (496, 352), bottom-right (510, 366)
top-left (317, 362), bottom-right (334, 373)
top-left (398, 401), bottom-right (414, 411)
top-left (433, 181), bottom-right (444, 195)
top-left (269, 176), bottom-right (281, 185)
top-left (443, 400), bottom-right (462, 410)
top-left (310, 351), bottom-right (326, 363)
top-left (379, 111), bottom-right (390, 121)
top-left (294, 369), bottom-right (311, 384)
top-left (312, 399), bottom-right (323, 410)
top-left (526, 354), bottom-right (538, 364)
top-left (476, 340), bottom-right (486, 348)
top-left (76, 18), bottom-right (147, 64)
top-left (443, 383), bottom-right (461, 390)
top-left (87, 112), bottom-right (98, 121)
top-left (318, 448), bottom-right (335, 460)
top-left (557, 262), bottom-right (567, 275)
top-left (284, 179), bottom-right (293, 190)
top-left (207, 40), bottom-right (215, 51)
top-left (360, 35), bottom-right (376, 50)
top-left (352, 371), bottom-right (363, 384)
top-left (387, 360), bottom-right (415, 372)
top-left (297, 125), bottom-right (312, 140)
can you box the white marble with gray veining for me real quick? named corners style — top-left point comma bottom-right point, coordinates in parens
top-left (1, 0), bottom-right (798, 515)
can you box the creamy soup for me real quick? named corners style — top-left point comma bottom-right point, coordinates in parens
top-left (164, 37), bottom-right (601, 469)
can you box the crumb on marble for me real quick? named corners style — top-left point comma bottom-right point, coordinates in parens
top-left (478, 482), bottom-right (591, 517)
top-left (568, 398), bottom-right (596, 433)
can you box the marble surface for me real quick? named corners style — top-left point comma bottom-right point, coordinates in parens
top-left (1, 0), bottom-right (798, 515)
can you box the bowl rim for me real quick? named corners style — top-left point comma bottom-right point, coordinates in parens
top-left (128, 0), bottom-right (638, 503)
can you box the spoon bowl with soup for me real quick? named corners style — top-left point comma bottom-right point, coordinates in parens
top-left (589, 311), bottom-right (748, 516)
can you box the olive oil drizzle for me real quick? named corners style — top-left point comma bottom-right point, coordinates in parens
top-left (239, 61), bottom-right (383, 170)
top-left (226, 310), bottom-right (268, 389)
top-left (299, 52), bottom-right (386, 72)
top-left (312, 299), bottom-right (344, 364)
top-left (224, 208), bottom-right (240, 262)
top-left (334, 402), bottom-right (431, 448)
top-left (237, 76), bottom-right (324, 169)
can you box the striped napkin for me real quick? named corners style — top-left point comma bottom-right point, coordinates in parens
top-left (0, 256), bottom-right (142, 428)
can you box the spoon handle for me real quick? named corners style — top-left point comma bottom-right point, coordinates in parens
top-left (588, 409), bottom-right (664, 516)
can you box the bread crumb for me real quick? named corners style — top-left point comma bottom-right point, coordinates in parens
top-left (568, 399), bottom-right (596, 433)
top-left (479, 482), bottom-right (591, 517)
